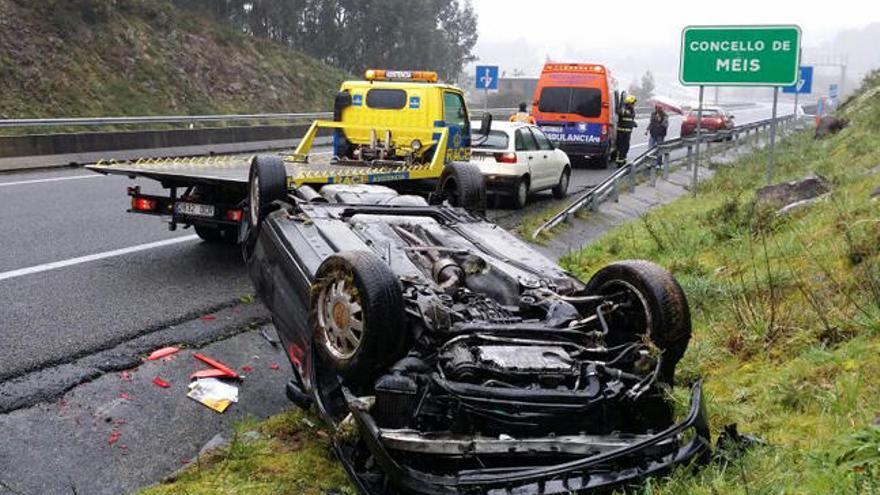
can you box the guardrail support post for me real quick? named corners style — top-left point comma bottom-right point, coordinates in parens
top-left (661, 151), bottom-right (670, 180)
top-left (628, 163), bottom-right (636, 193)
top-left (611, 179), bottom-right (619, 203)
top-left (686, 144), bottom-right (693, 171)
top-left (650, 160), bottom-right (657, 187)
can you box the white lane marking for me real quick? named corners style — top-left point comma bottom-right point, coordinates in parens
top-left (631, 143), bottom-right (649, 149)
top-left (0, 235), bottom-right (200, 282)
top-left (0, 174), bottom-right (103, 188)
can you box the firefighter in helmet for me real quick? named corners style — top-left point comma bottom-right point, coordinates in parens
top-left (615, 94), bottom-right (638, 167)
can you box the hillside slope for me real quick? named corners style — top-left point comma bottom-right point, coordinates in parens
top-left (562, 72), bottom-right (880, 493)
top-left (0, 0), bottom-right (349, 118)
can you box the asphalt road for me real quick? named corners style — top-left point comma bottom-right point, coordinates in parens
top-left (0, 102), bottom-right (776, 494)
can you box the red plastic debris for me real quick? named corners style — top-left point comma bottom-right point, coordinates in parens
top-left (269, 363), bottom-right (280, 370)
top-left (146, 346), bottom-right (180, 361)
top-left (200, 314), bottom-right (216, 321)
top-left (241, 365), bottom-right (253, 373)
top-left (152, 377), bottom-right (171, 388)
top-left (118, 393), bottom-right (131, 400)
top-left (120, 371), bottom-right (132, 381)
top-left (190, 369), bottom-right (230, 380)
top-left (193, 353), bottom-right (239, 379)
top-left (108, 432), bottom-right (121, 445)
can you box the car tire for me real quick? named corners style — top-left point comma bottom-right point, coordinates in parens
top-left (438, 161), bottom-right (486, 213)
top-left (552, 167), bottom-right (570, 199)
top-left (585, 260), bottom-right (691, 385)
top-left (310, 250), bottom-right (407, 388)
top-left (511, 176), bottom-right (529, 209)
top-left (194, 224), bottom-right (237, 244)
top-left (248, 155), bottom-right (288, 227)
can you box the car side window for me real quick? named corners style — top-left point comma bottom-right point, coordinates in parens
top-left (529, 128), bottom-right (554, 151)
top-left (515, 129), bottom-right (538, 151)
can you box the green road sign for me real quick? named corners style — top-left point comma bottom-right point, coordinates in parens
top-left (680, 25), bottom-right (801, 86)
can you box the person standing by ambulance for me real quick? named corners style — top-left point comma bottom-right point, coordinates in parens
top-left (615, 94), bottom-right (637, 167)
top-left (509, 102), bottom-right (536, 124)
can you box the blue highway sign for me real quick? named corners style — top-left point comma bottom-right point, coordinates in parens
top-left (782, 66), bottom-right (813, 94)
top-left (475, 65), bottom-right (499, 90)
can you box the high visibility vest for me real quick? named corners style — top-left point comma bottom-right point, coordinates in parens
top-left (510, 112), bottom-right (536, 125)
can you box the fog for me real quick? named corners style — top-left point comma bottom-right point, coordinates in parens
top-left (469, 0), bottom-right (880, 100)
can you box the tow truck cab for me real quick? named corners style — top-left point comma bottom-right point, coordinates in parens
top-left (332, 70), bottom-right (472, 164)
top-left (532, 63), bottom-right (619, 166)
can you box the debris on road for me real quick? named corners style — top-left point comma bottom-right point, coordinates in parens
top-left (200, 314), bottom-right (217, 321)
top-left (152, 377), bottom-right (171, 388)
top-left (241, 365), bottom-right (253, 373)
top-left (270, 363), bottom-right (280, 370)
top-left (190, 369), bottom-right (230, 380)
top-left (108, 431), bottom-right (122, 446)
top-left (146, 346), bottom-right (180, 361)
top-left (120, 371), bottom-right (132, 381)
top-left (260, 326), bottom-right (280, 346)
top-left (193, 353), bottom-right (239, 379)
top-left (187, 378), bottom-right (239, 413)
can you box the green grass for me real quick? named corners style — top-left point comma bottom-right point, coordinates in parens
top-left (560, 72), bottom-right (880, 494)
top-left (0, 0), bottom-right (349, 124)
top-left (141, 408), bottom-right (355, 495)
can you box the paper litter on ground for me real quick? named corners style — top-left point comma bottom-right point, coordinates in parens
top-left (187, 378), bottom-right (239, 413)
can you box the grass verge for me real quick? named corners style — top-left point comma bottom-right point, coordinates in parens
top-left (562, 72), bottom-right (880, 494)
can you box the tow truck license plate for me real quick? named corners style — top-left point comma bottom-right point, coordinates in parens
top-left (176, 202), bottom-right (215, 218)
top-left (542, 126), bottom-right (563, 133)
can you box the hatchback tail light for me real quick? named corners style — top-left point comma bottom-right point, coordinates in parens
top-left (495, 152), bottom-right (517, 164)
top-left (226, 209), bottom-right (243, 222)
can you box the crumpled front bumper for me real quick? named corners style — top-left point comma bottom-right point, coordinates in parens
top-left (345, 381), bottom-right (712, 495)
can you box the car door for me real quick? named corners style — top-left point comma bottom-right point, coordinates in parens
top-left (514, 128), bottom-right (540, 184)
top-left (442, 91), bottom-right (471, 162)
top-left (528, 126), bottom-right (562, 189)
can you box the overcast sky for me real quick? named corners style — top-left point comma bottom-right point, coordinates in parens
top-left (472, 0), bottom-right (876, 47)
top-left (470, 0), bottom-right (880, 84)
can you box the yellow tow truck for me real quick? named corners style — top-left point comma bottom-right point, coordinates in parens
top-left (88, 69), bottom-right (490, 243)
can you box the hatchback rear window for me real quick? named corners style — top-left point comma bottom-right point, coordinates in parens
top-left (689, 109), bottom-right (720, 117)
top-left (538, 87), bottom-right (602, 118)
top-left (477, 130), bottom-right (509, 150)
top-left (366, 89), bottom-right (407, 109)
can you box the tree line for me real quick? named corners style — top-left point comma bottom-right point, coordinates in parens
top-left (171, 0), bottom-right (479, 81)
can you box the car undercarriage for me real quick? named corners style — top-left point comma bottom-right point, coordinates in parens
top-left (243, 156), bottom-right (711, 494)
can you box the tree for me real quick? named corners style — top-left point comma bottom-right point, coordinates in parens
top-left (172, 0), bottom-right (479, 82)
top-left (627, 70), bottom-right (656, 104)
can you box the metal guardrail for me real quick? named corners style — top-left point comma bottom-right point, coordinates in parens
top-left (531, 114), bottom-right (800, 239)
top-left (0, 108), bottom-right (516, 129)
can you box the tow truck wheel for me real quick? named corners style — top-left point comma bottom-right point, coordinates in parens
top-left (438, 162), bottom-right (486, 213)
top-left (585, 260), bottom-right (692, 385)
top-left (310, 250), bottom-right (407, 388)
top-left (248, 155), bottom-right (288, 227)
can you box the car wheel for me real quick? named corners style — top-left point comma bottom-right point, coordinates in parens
top-left (552, 167), bottom-right (570, 199)
top-left (194, 225), bottom-right (237, 244)
top-left (585, 260), bottom-right (691, 385)
top-left (310, 250), bottom-right (407, 388)
top-left (438, 162), bottom-right (486, 213)
top-left (511, 176), bottom-right (529, 209)
top-left (248, 155), bottom-right (288, 227)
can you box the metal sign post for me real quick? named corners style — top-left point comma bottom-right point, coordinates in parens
top-left (767, 87), bottom-right (779, 182)
top-left (692, 85), bottom-right (704, 196)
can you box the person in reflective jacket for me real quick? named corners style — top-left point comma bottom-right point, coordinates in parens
top-left (615, 95), bottom-right (637, 167)
top-left (509, 102), bottom-right (536, 124)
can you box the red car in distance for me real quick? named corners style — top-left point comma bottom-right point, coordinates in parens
top-left (680, 108), bottom-right (735, 138)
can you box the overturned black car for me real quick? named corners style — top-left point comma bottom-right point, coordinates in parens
top-left (242, 156), bottom-right (711, 494)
